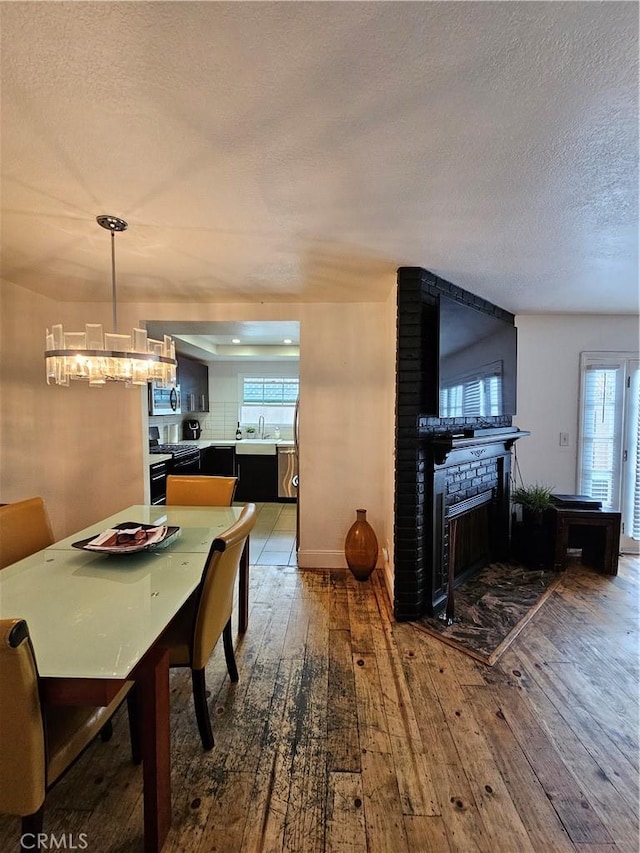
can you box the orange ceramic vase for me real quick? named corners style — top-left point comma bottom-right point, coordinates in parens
top-left (345, 509), bottom-right (378, 581)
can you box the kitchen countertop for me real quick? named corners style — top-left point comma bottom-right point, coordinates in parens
top-left (146, 439), bottom-right (294, 466)
top-left (178, 439), bottom-right (294, 448)
top-left (146, 453), bottom-right (173, 465)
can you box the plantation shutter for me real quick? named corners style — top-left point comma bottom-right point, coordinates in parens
top-left (463, 380), bottom-right (482, 415)
top-left (625, 361), bottom-right (640, 539)
top-left (439, 363), bottom-right (502, 418)
top-left (578, 358), bottom-right (625, 510)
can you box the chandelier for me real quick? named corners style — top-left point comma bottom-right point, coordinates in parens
top-left (45, 215), bottom-right (177, 387)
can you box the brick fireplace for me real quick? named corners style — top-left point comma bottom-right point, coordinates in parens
top-left (394, 267), bottom-right (528, 620)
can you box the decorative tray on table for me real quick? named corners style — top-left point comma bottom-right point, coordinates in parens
top-left (72, 522), bottom-right (180, 554)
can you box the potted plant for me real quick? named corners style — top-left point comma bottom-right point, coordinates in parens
top-left (511, 483), bottom-right (554, 517)
top-left (245, 426), bottom-right (256, 437)
top-left (510, 483), bottom-right (555, 569)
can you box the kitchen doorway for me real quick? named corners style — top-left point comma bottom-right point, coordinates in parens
top-left (145, 319), bottom-right (301, 559)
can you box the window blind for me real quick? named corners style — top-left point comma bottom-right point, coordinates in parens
top-left (626, 362), bottom-right (640, 539)
top-left (578, 358), bottom-right (626, 511)
top-left (440, 368), bottom-right (502, 418)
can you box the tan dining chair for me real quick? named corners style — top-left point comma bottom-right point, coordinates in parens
top-left (159, 502), bottom-right (256, 750)
top-left (166, 475), bottom-right (237, 507)
top-left (0, 618), bottom-right (138, 845)
top-left (0, 497), bottom-right (55, 570)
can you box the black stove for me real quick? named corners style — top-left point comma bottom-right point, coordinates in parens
top-left (149, 444), bottom-right (200, 472)
top-left (149, 426), bottom-right (200, 474)
top-left (149, 424), bottom-right (200, 473)
top-left (150, 443), bottom-right (199, 457)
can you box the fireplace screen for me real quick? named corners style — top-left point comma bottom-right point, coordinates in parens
top-left (447, 489), bottom-right (494, 584)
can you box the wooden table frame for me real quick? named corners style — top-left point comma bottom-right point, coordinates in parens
top-left (42, 645), bottom-right (171, 853)
top-left (39, 541), bottom-right (250, 853)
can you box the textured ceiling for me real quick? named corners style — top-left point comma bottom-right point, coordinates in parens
top-left (1, 1), bottom-right (637, 314)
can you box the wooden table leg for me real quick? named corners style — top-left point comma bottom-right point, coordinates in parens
top-left (133, 645), bottom-right (171, 853)
top-left (238, 538), bottom-right (249, 634)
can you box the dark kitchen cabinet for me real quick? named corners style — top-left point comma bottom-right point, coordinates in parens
top-left (200, 445), bottom-right (236, 476)
top-left (149, 459), bottom-right (168, 505)
top-left (235, 454), bottom-right (278, 502)
top-left (178, 356), bottom-right (209, 413)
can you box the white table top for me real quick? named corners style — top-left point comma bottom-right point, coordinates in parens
top-left (0, 505), bottom-right (242, 680)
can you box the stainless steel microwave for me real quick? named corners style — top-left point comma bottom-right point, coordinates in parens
top-left (149, 384), bottom-right (181, 415)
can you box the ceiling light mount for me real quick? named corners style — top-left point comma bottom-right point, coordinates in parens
top-left (96, 215), bottom-right (128, 232)
top-left (44, 215), bottom-right (177, 388)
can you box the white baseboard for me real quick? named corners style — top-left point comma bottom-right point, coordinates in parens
top-left (297, 550), bottom-right (387, 572)
top-left (381, 563), bottom-right (394, 605)
top-left (296, 549), bottom-right (347, 569)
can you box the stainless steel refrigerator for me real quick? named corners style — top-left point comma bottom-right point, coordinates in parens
top-left (275, 397), bottom-right (299, 552)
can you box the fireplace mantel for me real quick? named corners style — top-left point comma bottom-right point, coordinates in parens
top-left (429, 429), bottom-right (531, 465)
top-left (425, 429), bottom-right (531, 614)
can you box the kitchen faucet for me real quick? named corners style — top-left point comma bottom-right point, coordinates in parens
top-left (258, 415), bottom-right (265, 439)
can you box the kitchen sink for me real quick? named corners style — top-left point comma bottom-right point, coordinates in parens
top-left (235, 439), bottom-right (277, 455)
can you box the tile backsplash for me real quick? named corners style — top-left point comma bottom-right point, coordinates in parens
top-left (149, 401), bottom-right (293, 442)
top-left (204, 401), bottom-right (294, 440)
top-left (204, 401), bottom-right (242, 440)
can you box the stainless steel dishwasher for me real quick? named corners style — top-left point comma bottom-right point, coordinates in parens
top-left (277, 445), bottom-right (298, 498)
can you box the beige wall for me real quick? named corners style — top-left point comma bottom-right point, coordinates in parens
top-left (0, 281), bottom-right (142, 536)
top-left (514, 314), bottom-right (639, 491)
top-left (381, 285), bottom-right (397, 599)
top-left (1, 281), bottom-right (397, 574)
top-left (297, 301), bottom-right (393, 570)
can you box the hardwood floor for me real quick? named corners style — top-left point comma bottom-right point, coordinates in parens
top-left (1, 504), bottom-right (637, 852)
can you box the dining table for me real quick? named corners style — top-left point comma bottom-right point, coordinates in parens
top-left (0, 503), bottom-right (249, 852)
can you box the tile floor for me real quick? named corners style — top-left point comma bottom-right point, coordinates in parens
top-left (242, 501), bottom-right (298, 566)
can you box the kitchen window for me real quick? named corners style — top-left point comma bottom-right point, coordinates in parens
top-left (240, 376), bottom-right (299, 427)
